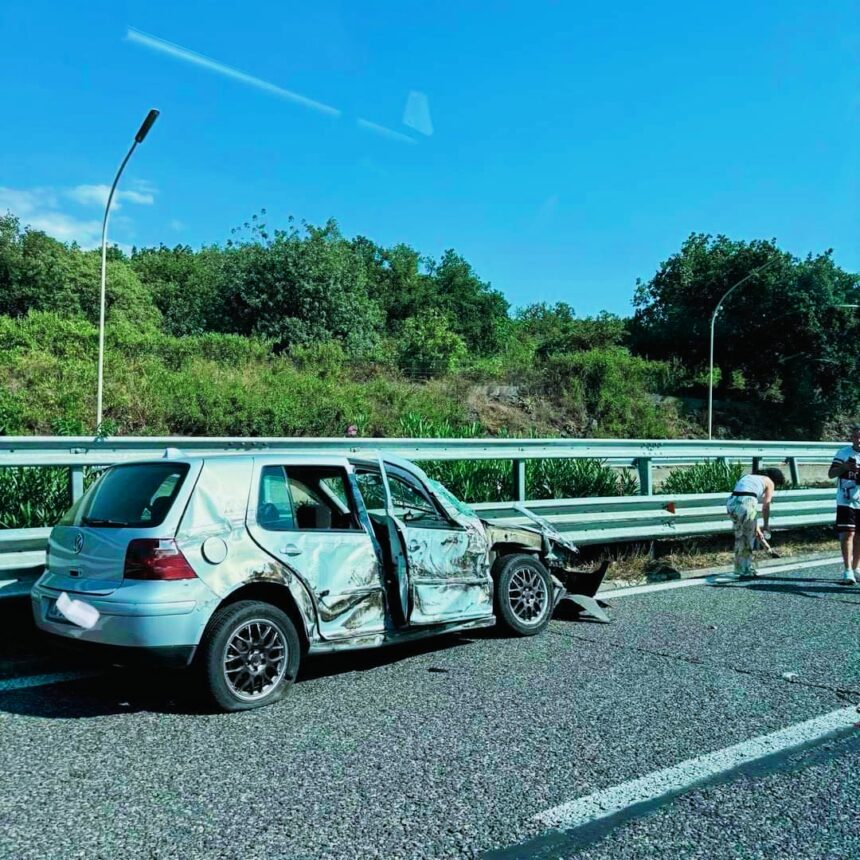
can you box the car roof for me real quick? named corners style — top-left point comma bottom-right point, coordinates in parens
top-left (108, 450), bottom-right (424, 475)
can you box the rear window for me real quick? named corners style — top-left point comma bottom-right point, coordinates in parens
top-left (62, 463), bottom-right (190, 528)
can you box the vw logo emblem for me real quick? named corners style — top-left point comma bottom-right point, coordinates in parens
top-left (72, 533), bottom-right (84, 555)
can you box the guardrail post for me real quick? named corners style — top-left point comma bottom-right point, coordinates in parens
top-left (513, 459), bottom-right (526, 501)
top-left (788, 457), bottom-right (800, 485)
top-left (637, 458), bottom-right (653, 495)
top-left (752, 456), bottom-right (762, 473)
top-left (68, 466), bottom-right (84, 503)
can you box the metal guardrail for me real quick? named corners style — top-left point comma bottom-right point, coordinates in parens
top-left (472, 489), bottom-right (834, 545)
top-left (0, 436), bottom-right (838, 597)
top-left (0, 434), bottom-right (840, 497)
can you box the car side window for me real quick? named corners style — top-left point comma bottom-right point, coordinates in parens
top-left (355, 471), bottom-right (386, 514)
top-left (389, 476), bottom-right (432, 515)
top-left (257, 466), bottom-right (361, 531)
top-left (355, 467), bottom-right (453, 527)
top-left (257, 466), bottom-right (296, 531)
top-left (289, 466), bottom-right (361, 531)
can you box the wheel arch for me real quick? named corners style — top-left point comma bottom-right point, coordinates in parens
top-left (490, 542), bottom-right (541, 574)
top-left (215, 581), bottom-right (313, 654)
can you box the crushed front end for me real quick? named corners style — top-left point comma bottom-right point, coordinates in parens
top-left (482, 503), bottom-right (611, 622)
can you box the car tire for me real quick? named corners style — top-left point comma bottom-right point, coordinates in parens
top-left (493, 553), bottom-right (553, 636)
top-left (199, 600), bottom-right (300, 712)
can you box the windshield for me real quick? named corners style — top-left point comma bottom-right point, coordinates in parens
top-left (61, 463), bottom-right (189, 528)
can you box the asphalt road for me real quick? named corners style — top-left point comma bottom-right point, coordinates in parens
top-left (0, 562), bottom-right (857, 860)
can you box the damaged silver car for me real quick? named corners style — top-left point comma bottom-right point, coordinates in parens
top-left (31, 452), bottom-right (608, 711)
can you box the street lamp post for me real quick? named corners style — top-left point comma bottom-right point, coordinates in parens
top-left (95, 109), bottom-right (160, 430)
top-left (707, 257), bottom-right (778, 439)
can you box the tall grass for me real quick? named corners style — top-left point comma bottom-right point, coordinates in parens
top-left (659, 460), bottom-right (746, 495)
top-left (0, 467), bottom-right (72, 529)
top-left (400, 414), bottom-right (637, 502)
top-left (529, 459), bottom-right (638, 500)
top-left (0, 467), bottom-right (101, 529)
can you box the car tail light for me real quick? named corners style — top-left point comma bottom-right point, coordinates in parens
top-left (124, 539), bottom-right (197, 580)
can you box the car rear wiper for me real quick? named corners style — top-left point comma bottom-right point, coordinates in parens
top-left (81, 517), bottom-right (128, 526)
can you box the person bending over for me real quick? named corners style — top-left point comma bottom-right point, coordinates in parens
top-left (726, 468), bottom-right (785, 577)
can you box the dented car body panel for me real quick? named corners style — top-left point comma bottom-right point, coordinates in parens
top-left (32, 450), bottom-right (607, 664)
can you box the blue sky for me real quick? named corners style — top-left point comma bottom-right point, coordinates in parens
top-left (1, 0), bottom-right (858, 315)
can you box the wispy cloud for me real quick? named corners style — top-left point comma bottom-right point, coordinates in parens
top-left (127, 27), bottom-right (341, 118)
top-left (0, 187), bottom-right (58, 216)
top-left (0, 183), bottom-right (155, 247)
top-left (66, 183), bottom-right (155, 209)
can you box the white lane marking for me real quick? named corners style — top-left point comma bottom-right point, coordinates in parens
top-left (604, 578), bottom-right (707, 599)
top-left (602, 556), bottom-right (842, 599)
top-left (534, 704), bottom-right (860, 830)
top-left (0, 670), bottom-right (101, 693)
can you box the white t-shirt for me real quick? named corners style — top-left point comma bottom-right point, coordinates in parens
top-left (732, 474), bottom-right (767, 501)
top-left (832, 445), bottom-right (860, 509)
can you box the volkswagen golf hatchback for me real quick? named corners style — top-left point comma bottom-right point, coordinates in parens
top-left (32, 451), bottom-right (605, 710)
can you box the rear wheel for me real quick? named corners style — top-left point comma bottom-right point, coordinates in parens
top-left (493, 553), bottom-right (553, 636)
top-left (199, 600), bottom-right (300, 712)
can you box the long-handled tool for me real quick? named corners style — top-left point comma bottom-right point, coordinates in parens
top-left (757, 528), bottom-right (781, 559)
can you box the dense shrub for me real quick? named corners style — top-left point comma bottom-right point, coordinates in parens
top-left (540, 347), bottom-right (674, 437)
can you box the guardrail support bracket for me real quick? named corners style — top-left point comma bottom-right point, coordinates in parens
top-left (637, 457), bottom-right (653, 496)
top-left (68, 466), bottom-right (84, 503)
top-left (513, 459), bottom-right (526, 502)
top-left (788, 457), bottom-right (800, 485)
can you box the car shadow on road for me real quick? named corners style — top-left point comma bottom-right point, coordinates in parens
top-left (0, 627), bottom-right (485, 720)
top-left (298, 632), bottom-right (476, 681)
top-left (0, 598), bottom-right (605, 720)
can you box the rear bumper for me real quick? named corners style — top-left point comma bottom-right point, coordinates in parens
top-left (41, 632), bottom-right (197, 669)
top-left (30, 578), bottom-right (219, 659)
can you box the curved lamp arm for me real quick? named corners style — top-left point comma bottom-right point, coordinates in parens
top-left (707, 256), bottom-right (779, 439)
top-left (96, 110), bottom-right (159, 430)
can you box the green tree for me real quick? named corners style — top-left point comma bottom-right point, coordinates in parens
top-left (631, 233), bottom-right (860, 436)
top-left (131, 244), bottom-right (224, 335)
top-left (427, 250), bottom-right (509, 355)
top-left (0, 215), bottom-right (160, 327)
top-left (517, 303), bottom-right (626, 357)
top-left (224, 219), bottom-right (384, 355)
top-left (397, 309), bottom-right (467, 377)
top-left (351, 237), bottom-right (432, 331)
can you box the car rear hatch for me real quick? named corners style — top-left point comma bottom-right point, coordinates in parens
top-left (41, 460), bottom-right (200, 596)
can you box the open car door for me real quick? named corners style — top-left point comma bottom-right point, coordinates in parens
top-left (376, 459), bottom-right (493, 626)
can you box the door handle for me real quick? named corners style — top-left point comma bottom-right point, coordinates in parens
top-left (408, 541), bottom-right (420, 552)
top-left (279, 544), bottom-right (302, 557)
top-left (441, 536), bottom-right (460, 546)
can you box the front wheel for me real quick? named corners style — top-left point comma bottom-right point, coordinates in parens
top-left (199, 600), bottom-right (300, 712)
top-left (493, 554), bottom-right (553, 636)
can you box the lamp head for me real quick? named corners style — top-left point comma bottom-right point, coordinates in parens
top-left (135, 109), bottom-right (159, 143)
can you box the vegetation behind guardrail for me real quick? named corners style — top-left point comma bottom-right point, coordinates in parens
top-left (0, 434), bottom-right (837, 529)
